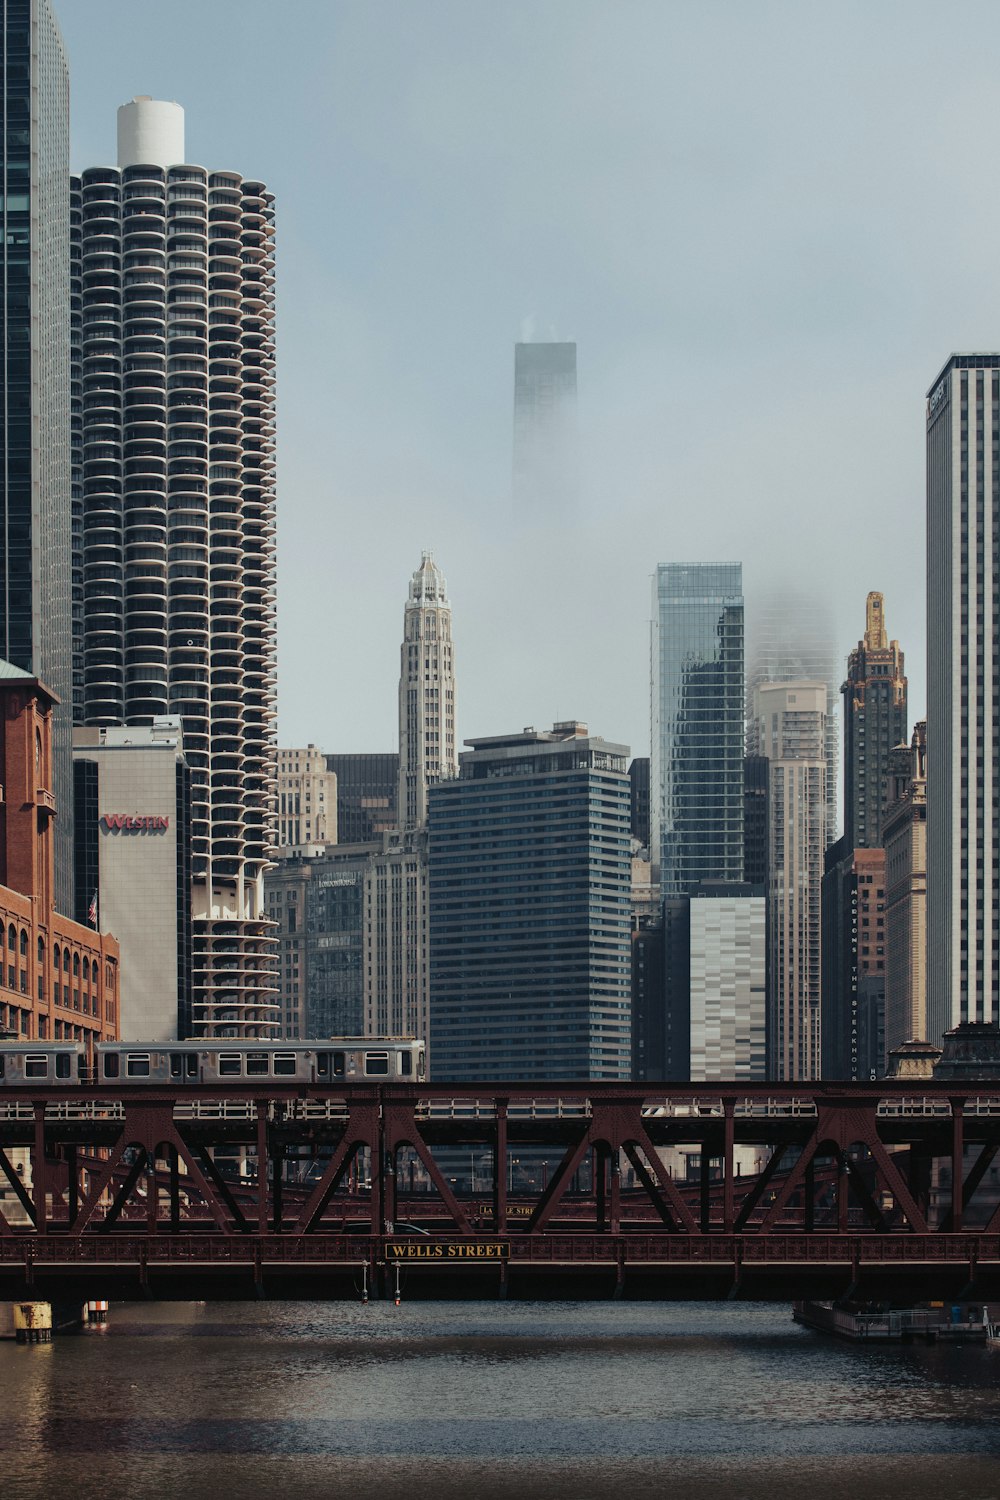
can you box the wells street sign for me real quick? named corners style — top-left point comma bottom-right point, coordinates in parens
top-left (384, 1240), bottom-right (510, 1261)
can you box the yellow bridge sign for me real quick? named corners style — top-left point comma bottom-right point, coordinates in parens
top-left (384, 1241), bottom-right (510, 1261)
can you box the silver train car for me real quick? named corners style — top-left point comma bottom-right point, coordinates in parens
top-left (0, 1038), bottom-right (425, 1087)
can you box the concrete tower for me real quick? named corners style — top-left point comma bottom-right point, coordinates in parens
top-left (398, 553), bottom-right (456, 830)
top-left (72, 98), bottom-right (278, 1035)
top-left (752, 681), bottom-right (827, 1080)
top-left (926, 356), bottom-right (1000, 1039)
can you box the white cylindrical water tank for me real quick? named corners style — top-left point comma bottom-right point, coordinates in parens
top-left (117, 97), bottom-right (185, 169)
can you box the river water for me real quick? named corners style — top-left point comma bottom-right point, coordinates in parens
top-left (1, 1300), bottom-right (999, 1499)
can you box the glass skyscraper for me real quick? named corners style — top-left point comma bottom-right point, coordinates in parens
top-left (1, 0), bottom-right (74, 912)
top-left (428, 722), bottom-right (632, 1081)
top-left (650, 564), bottom-right (745, 895)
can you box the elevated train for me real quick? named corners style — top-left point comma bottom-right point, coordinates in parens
top-left (0, 1038), bottom-right (425, 1087)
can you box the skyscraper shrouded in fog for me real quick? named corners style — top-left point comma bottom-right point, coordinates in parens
top-left (512, 341), bottom-right (578, 515)
top-left (747, 587), bottom-right (839, 846)
top-left (398, 552), bottom-right (457, 830)
top-left (926, 355), bottom-right (1000, 1040)
top-left (73, 98), bottom-right (278, 1035)
top-left (1, 0), bottom-right (74, 913)
top-left (752, 681), bottom-right (827, 1080)
top-left (650, 563), bottom-right (745, 893)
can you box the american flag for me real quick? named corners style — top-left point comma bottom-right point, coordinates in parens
top-left (88, 891), bottom-right (98, 928)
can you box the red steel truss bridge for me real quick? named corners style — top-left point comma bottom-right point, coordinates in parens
top-left (1, 1080), bottom-right (999, 1301)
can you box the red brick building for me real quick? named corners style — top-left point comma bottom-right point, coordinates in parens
top-left (0, 663), bottom-right (118, 1049)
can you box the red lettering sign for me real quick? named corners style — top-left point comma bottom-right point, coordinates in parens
top-left (100, 814), bottom-right (170, 833)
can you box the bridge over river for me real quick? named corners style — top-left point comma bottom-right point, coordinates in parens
top-left (1, 1080), bottom-right (999, 1300)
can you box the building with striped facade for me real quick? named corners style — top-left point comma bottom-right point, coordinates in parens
top-left (72, 98), bottom-right (277, 1034)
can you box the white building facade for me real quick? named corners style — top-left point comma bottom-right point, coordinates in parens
top-left (689, 891), bottom-right (766, 1080)
top-left (73, 719), bottom-right (191, 1039)
top-left (398, 553), bottom-right (457, 830)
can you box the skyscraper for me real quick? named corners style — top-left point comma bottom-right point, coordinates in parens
top-left (650, 563), bottom-right (744, 893)
top-left (398, 552), bottom-right (456, 830)
top-left (926, 355), bottom-right (1000, 1039)
top-left (842, 592), bottom-right (907, 849)
top-left (73, 99), bottom-right (278, 1034)
top-left (747, 588), bottom-right (839, 846)
top-left (512, 341), bottom-right (578, 515)
top-left (752, 681), bottom-right (827, 1080)
top-left (428, 721), bottom-right (632, 1081)
top-left (1, 0), bottom-right (74, 913)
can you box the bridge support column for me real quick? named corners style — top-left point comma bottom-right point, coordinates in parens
top-left (951, 1098), bottom-right (965, 1232)
top-left (32, 1105), bottom-right (47, 1236)
top-left (494, 1100), bottom-right (508, 1234)
top-left (723, 1101), bottom-right (735, 1233)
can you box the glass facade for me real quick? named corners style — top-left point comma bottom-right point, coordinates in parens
top-left (1, 0), bottom-right (73, 911)
top-left (325, 754), bottom-right (398, 844)
top-left (428, 728), bottom-right (632, 1082)
top-left (650, 564), bottom-right (744, 895)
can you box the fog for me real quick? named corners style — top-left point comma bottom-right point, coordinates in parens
top-left (61, 0), bottom-right (1000, 765)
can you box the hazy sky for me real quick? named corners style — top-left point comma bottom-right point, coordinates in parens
top-left (59, 0), bottom-right (1000, 764)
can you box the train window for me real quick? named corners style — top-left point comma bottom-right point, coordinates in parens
top-left (364, 1051), bottom-right (389, 1076)
top-left (55, 1053), bottom-right (71, 1079)
top-left (397, 1050), bottom-right (413, 1076)
top-left (170, 1052), bottom-right (199, 1079)
top-left (0, 1055), bottom-right (5, 1078)
top-left (273, 1053), bottom-right (296, 1075)
top-left (103, 1052), bottom-right (120, 1079)
top-left (126, 1054), bottom-right (151, 1078)
top-left (316, 1053), bottom-right (330, 1078)
top-left (333, 1052), bottom-right (345, 1077)
top-left (218, 1054), bottom-right (242, 1076)
top-left (246, 1053), bottom-right (268, 1075)
top-left (418, 1050), bottom-right (426, 1077)
top-left (25, 1054), bottom-right (48, 1079)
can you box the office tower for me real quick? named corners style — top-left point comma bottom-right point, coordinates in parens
top-left (650, 563), bottom-right (745, 892)
top-left (884, 723), bottom-right (928, 1053)
top-left (265, 833), bottom-right (428, 1044)
top-left (276, 746), bottom-right (337, 849)
top-left (752, 681), bottom-right (827, 1079)
top-left (398, 552), bottom-right (456, 830)
top-left (0, 662), bottom-right (119, 1049)
top-left (1, 0), bottom-right (74, 913)
top-left (428, 721), bottom-right (631, 1081)
top-left (743, 754), bottom-right (769, 887)
top-left (73, 98), bottom-right (277, 1034)
top-left (747, 587), bottom-right (839, 845)
top-left (842, 592), bottom-right (907, 849)
top-left (689, 885), bottom-right (766, 1080)
top-left (72, 719), bottom-right (192, 1039)
top-left (512, 341), bottom-right (578, 514)
top-left (325, 753), bottom-right (398, 843)
top-left (821, 842), bottom-right (886, 1079)
top-left (628, 756), bottom-right (651, 849)
top-left (926, 356), bottom-right (1000, 1039)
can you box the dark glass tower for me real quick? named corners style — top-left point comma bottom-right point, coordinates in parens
top-left (842, 591), bottom-right (907, 849)
top-left (0, 0), bottom-right (73, 912)
top-left (428, 722), bottom-right (632, 1081)
top-left (650, 564), bottom-right (744, 894)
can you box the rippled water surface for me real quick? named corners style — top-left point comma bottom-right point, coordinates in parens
top-left (2, 1300), bottom-right (1000, 1498)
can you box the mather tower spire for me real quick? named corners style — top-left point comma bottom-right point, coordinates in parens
top-left (398, 552), bottom-right (457, 829)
